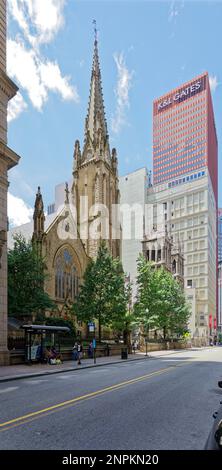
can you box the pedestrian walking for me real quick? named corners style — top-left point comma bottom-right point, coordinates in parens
top-left (88, 341), bottom-right (93, 358)
top-left (77, 342), bottom-right (83, 364)
top-left (72, 342), bottom-right (78, 361)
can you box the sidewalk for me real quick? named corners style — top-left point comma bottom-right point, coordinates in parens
top-left (0, 348), bottom-right (199, 383)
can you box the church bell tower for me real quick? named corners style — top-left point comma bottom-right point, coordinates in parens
top-left (72, 26), bottom-right (120, 259)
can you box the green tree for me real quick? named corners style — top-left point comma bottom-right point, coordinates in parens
top-left (72, 241), bottom-right (127, 342)
top-left (154, 268), bottom-right (190, 340)
top-left (112, 277), bottom-right (134, 346)
top-left (134, 255), bottom-right (191, 341)
top-left (8, 234), bottom-right (56, 318)
top-left (133, 255), bottom-right (159, 336)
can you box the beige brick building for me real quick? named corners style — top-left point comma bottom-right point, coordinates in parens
top-left (0, 0), bottom-right (20, 365)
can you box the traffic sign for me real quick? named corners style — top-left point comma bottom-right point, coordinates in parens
top-left (88, 322), bottom-right (95, 332)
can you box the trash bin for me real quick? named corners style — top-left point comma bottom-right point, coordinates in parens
top-left (121, 348), bottom-right (128, 359)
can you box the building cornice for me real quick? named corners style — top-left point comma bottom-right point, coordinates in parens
top-left (0, 69), bottom-right (18, 100)
top-left (0, 140), bottom-right (20, 170)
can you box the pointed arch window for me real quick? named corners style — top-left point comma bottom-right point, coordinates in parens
top-left (55, 249), bottom-right (79, 301)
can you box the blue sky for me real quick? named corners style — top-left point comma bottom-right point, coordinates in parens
top-left (7, 0), bottom-right (222, 225)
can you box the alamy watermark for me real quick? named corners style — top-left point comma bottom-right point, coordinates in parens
top-left (57, 197), bottom-right (165, 241)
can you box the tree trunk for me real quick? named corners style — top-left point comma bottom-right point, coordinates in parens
top-left (99, 313), bottom-right (101, 343)
top-left (163, 326), bottom-right (166, 340)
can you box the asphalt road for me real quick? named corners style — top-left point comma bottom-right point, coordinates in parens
top-left (0, 348), bottom-right (222, 450)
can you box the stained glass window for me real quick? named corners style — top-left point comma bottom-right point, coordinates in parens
top-left (55, 249), bottom-right (79, 300)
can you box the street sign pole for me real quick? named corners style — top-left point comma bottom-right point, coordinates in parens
top-left (88, 322), bottom-right (96, 363)
top-left (93, 337), bottom-right (96, 364)
top-left (145, 337), bottom-right (148, 357)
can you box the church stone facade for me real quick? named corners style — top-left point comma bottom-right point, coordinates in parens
top-left (142, 228), bottom-right (184, 287)
top-left (31, 36), bottom-right (121, 325)
top-left (0, 0), bottom-right (20, 364)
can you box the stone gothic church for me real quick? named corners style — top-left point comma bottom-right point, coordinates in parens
top-left (31, 36), bottom-right (121, 318)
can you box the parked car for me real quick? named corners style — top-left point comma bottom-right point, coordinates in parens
top-left (204, 381), bottom-right (222, 450)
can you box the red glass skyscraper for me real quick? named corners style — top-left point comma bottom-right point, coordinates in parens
top-left (153, 72), bottom-right (218, 202)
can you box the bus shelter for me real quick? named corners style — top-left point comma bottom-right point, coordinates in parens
top-left (21, 325), bottom-right (70, 364)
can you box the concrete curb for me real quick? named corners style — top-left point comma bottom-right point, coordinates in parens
top-left (0, 355), bottom-right (152, 383)
top-left (0, 348), bottom-right (194, 383)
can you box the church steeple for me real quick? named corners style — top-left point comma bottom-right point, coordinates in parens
top-left (71, 27), bottom-right (120, 260)
top-left (82, 25), bottom-right (110, 162)
top-left (32, 186), bottom-right (45, 249)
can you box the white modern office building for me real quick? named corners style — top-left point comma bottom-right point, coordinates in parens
top-left (146, 168), bottom-right (217, 341)
top-left (119, 167), bottom-right (149, 297)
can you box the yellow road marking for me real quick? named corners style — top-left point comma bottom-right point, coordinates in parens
top-left (0, 365), bottom-right (180, 429)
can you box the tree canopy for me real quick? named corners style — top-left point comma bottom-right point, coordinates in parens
top-left (134, 255), bottom-right (191, 340)
top-left (8, 234), bottom-right (55, 318)
top-left (72, 241), bottom-right (127, 342)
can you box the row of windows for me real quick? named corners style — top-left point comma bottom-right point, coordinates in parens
top-left (154, 106), bottom-right (206, 126)
top-left (187, 239), bottom-right (206, 251)
top-left (154, 154), bottom-right (206, 167)
top-left (166, 170), bottom-right (205, 188)
top-left (153, 115), bottom-right (207, 134)
top-left (153, 137), bottom-right (207, 154)
top-left (187, 192), bottom-right (205, 205)
top-left (154, 152), bottom-right (206, 168)
top-left (172, 222), bottom-right (207, 242)
top-left (187, 265), bottom-right (207, 276)
top-left (186, 253), bottom-right (206, 264)
top-left (153, 128), bottom-right (207, 146)
top-left (154, 124), bottom-right (206, 140)
top-left (155, 95), bottom-right (206, 123)
top-left (155, 164), bottom-right (205, 181)
top-left (154, 104), bottom-right (206, 124)
top-left (153, 141), bottom-right (206, 157)
top-left (186, 277), bottom-right (207, 288)
top-left (155, 163), bottom-right (206, 177)
top-left (155, 103), bottom-right (207, 124)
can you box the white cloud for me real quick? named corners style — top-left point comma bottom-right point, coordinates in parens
top-left (7, 92), bottom-right (28, 122)
top-left (168, 1), bottom-right (184, 23)
top-left (7, 0), bottom-right (78, 121)
top-left (7, 38), bottom-right (79, 111)
top-left (9, 168), bottom-right (35, 198)
top-left (8, 0), bottom-right (66, 46)
top-left (8, 192), bottom-right (33, 227)
top-left (39, 61), bottom-right (79, 102)
top-left (111, 52), bottom-right (133, 134)
top-left (209, 75), bottom-right (219, 93)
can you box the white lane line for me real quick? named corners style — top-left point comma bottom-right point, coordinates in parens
top-left (0, 387), bottom-right (19, 394)
top-left (23, 380), bottom-right (49, 385)
top-left (56, 375), bottom-right (75, 380)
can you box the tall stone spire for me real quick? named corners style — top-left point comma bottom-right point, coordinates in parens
top-left (71, 26), bottom-right (121, 260)
top-left (82, 25), bottom-right (110, 162)
top-left (32, 187), bottom-right (45, 251)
